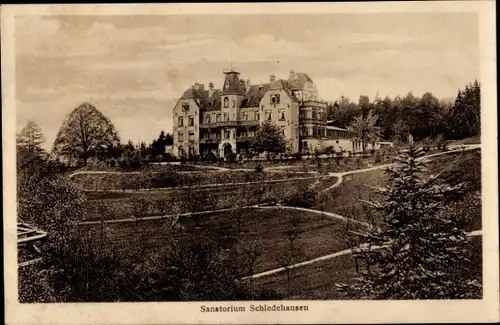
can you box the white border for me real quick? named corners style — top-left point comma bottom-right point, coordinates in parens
top-left (2, 2), bottom-right (498, 324)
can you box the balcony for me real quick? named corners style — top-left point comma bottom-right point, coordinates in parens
top-left (236, 135), bottom-right (254, 143)
top-left (300, 100), bottom-right (327, 109)
top-left (199, 138), bottom-right (221, 144)
top-left (199, 120), bottom-right (259, 128)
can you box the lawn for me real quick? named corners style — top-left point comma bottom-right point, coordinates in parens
top-left (82, 177), bottom-right (321, 222)
top-left (252, 234), bottom-right (482, 299)
top-left (316, 149), bottom-right (482, 228)
top-left (71, 169), bottom-right (310, 191)
top-left (77, 207), bottom-right (359, 275)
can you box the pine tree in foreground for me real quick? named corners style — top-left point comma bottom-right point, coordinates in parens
top-left (337, 145), bottom-right (482, 299)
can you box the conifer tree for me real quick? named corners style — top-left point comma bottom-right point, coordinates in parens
top-left (337, 145), bottom-right (481, 299)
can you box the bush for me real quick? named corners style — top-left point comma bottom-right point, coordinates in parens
top-left (293, 152), bottom-right (302, 160)
top-left (201, 152), bottom-right (217, 162)
top-left (283, 183), bottom-right (317, 208)
top-left (225, 152), bottom-right (237, 163)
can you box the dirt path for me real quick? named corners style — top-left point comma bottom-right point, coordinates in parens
top-left (320, 145), bottom-right (481, 193)
top-left (244, 229), bottom-right (482, 280)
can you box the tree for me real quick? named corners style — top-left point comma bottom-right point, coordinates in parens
top-left (52, 103), bottom-right (120, 165)
top-left (347, 110), bottom-right (380, 153)
top-left (275, 212), bottom-right (304, 297)
top-left (337, 145), bottom-right (481, 299)
top-left (250, 120), bottom-right (287, 159)
top-left (17, 121), bottom-right (46, 154)
top-left (450, 80), bottom-right (481, 139)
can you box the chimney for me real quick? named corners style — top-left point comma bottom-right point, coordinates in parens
top-left (208, 81), bottom-right (214, 97)
top-left (290, 70), bottom-right (296, 79)
top-left (270, 74), bottom-right (276, 83)
top-left (239, 79), bottom-right (246, 92)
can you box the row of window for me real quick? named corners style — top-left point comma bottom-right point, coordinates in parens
top-left (178, 146), bottom-right (195, 157)
top-left (178, 116), bottom-right (195, 127)
top-left (177, 131), bottom-right (195, 142)
top-left (300, 126), bottom-right (326, 137)
top-left (299, 109), bottom-right (324, 120)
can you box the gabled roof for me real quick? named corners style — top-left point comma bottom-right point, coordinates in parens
top-left (287, 72), bottom-right (313, 90)
top-left (241, 83), bottom-right (270, 108)
top-left (180, 86), bottom-right (221, 111)
top-left (269, 79), bottom-right (298, 101)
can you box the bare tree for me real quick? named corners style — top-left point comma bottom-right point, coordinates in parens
top-left (315, 189), bottom-right (331, 221)
top-left (275, 212), bottom-right (304, 297)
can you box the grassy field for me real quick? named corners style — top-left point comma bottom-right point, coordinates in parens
top-left (252, 234), bottom-right (482, 299)
top-left (82, 177), bottom-right (321, 222)
top-left (72, 170), bottom-right (309, 191)
top-left (78, 208), bottom-right (359, 275)
top-left (317, 149), bottom-right (482, 228)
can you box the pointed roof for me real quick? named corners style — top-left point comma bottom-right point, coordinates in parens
top-left (222, 70), bottom-right (245, 95)
top-left (241, 83), bottom-right (270, 108)
top-left (287, 72), bottom-right (313, 90)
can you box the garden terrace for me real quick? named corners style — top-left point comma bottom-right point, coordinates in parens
top-left (82, 177), bottom-right (322, 222)
top-left (71, 170), bottom-right (310, 191)
top-left (251, 234), bottom-right (481, 299)
top-left (77, 207), bottom-right (362, 275)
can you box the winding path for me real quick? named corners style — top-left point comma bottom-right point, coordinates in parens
top-left (244, 229), bottom-right (483, 280)
top-left (320, 145), bottom-right (481, 193)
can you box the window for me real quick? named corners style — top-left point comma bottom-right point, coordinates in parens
top-left (232, 100), bottom-right (236, 108)
top-left (265, 110), bottom-right (272, 120)
top-left (182, 103), bottom-right (190, 110)
top-left (224, 113), bottom-right (229, 121)
top-left (224, 130), bottom-right (230, 139)
top-left (271, 94), bottom-right (280, 104)
top-left (279, 109), bottom-right (286, 120)
top-left (188, 132), bottom-right (194, 141)
top-left (312, 109), bottom-right (317, 119)
top-left (178, 116), bottom-right (184, 126)
top-left (299, 110), bottom-right (305, 119)
top-left (179, 147), bottom-right (185, 157)
top-left (224, 97), bottom-right (229, 108)
top-left (242, 112), bottom-right (248, 121)
top-left (189, 146), bottom-right (195, 156)
top-left (216, 114), bottom-right (221, 122)
top-left (279, 126), bottom-right (285, 136)
top-left (178, 131), bottom-right (184, 142)
top-left (188, 116), bottom-right (194, 126)
top-left (255, 112), bottom-right (260, 120)
top-left (205, 114), bottom-right (211, 123)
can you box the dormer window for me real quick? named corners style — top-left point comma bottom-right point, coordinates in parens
top-left (271, 94), bottom-right (280, 104)
top-left (182, 102), bottom-right (190, 111)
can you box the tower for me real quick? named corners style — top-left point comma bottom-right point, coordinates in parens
top-left (219, 69), bottom-right (246, 157)
top-left (221, 69), bottom-right (246, 119)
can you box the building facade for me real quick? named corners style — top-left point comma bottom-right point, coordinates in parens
top-left (172, 69), bottom-right (356, 158)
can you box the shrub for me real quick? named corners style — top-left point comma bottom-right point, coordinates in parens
top-left (283, 183), bottom-right (317, 208)
top-left (225, 152), bottom-right (237, 163)
top-left (293, 152), bottom-right (302, 161)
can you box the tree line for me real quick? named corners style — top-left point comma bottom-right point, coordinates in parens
top-left (16, 80), bottom-right (480, 167)
top-left (328, 80), bottom-right (481, 143)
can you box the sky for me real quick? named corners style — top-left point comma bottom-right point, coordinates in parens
top-left (15, 13), bottom-right (479, 150)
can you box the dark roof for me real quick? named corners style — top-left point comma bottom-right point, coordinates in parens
top-left (222, 70), bottom-right (245, 95)
top-left (270, 79), bottom-right (298, 100)
top-left (287, 72), bottom-right (313, 90)
top-left (180, 85), bottom-right (221, 111)
top-left (241, 83), bottom-right (270, 108)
